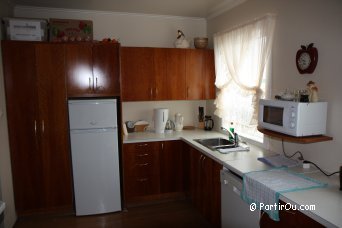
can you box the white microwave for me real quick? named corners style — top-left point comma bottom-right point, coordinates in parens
top-left (258, 99), bottom-right (327, 137)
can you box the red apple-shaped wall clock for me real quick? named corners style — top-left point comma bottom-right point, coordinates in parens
top-left (296, 43), bottom-right (318, 74)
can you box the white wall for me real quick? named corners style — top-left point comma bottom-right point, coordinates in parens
top-left (14, 5), bottom-right (207, 47)
top-left (0, 0), bottom-right (17, 226)
top-left (14, 5), bottom-right (209, 132)
top-left (207, 0), bottom-right (342, 172)
top-left (123, 100), bottom-right (207, 130)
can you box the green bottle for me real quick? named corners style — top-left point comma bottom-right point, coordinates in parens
top-left (229, 122), bottom-right (234, 142)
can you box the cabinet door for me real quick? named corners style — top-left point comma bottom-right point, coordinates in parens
top-left (189, 148), bottom-right (201, 207)
top-left (65, 43), bottom-right (93, 97)
top-left (93, 43), bottom-right (120, 96)
top-left (203, 50), bottom-right (216, 99)
top-left (159, 140), bottom-right (184, 193)
top-left (166, 49), bottom-right (186, 100)
top-left (186, 49), bottom-right (204, 100)
top-left (121, 47), bottom-right (155, 101)
top-left (153, 48), bottom-right (168, 100)
top-left (210, 159), bottom-right (222, 228)
top-left (35, 44), bottom-right (73, 210)
top-left (2, 41), bottom-right (43, 214)
top-left (122, 142), bottom-right (160, 203)
top-left (199, 154), bottom-right (213, 220)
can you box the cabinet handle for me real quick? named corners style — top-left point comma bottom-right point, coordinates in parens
top-left (137, 178), bottom-right (148, 182)
top-left (155, 87), bottom-right (158, 97)
top-left (161, 142), bottom-right (164, 150)
top-left (88, 77), bottom-right (92, 91)
top-left (34, 120), bottom-right (37, 135)
top-left (198, 154), bottom-right (203, 167)
top-left (137, 144), bottom-right (148, 147)
top-left (137, 153), bottom-right (149, 157)
top-left (95, 77), bottom-right (98, 91)
top-left (137, 163), bottom-right (149, 167)
top-left (150, 88), bottom-right (153, 99)
top-left (41, 120), bottom-right (45, 134)
top-left (202, 156), bottom-right (206, 167)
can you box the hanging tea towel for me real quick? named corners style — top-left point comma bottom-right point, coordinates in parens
top-left (241, 168), bottom-right (326, 221)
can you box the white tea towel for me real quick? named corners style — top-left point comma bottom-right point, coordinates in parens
top-left (241, 168), bottom-right (326, 221)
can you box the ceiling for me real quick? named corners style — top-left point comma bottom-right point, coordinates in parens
top-left (12, 0), bottom-right (246, 18)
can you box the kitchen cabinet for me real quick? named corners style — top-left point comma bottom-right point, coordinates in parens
top-left (154, 48), bottom-right (187, 100)
top-left (2, 41), bottom-right (73, 215)
top-left (122, 140), bottom-right (184, 206)
top-left (65, 42), bottom-right (120, 97)
top-left (189, 147), bottom-right (222, 227)
top-left (159, 140), bottom-right (184, 193)
top-left (121, 47), bottom-right (155, 101)
top-left (120, 47), bottom-right (215, 101)
top-left (186, 49), bottom-right (216, 100)
top-left (122, 142), bottom-right (160, 205)
top-left (260, 201), bottom-right (324, 228)
top-left (185, 49), bottom-right (204, 99)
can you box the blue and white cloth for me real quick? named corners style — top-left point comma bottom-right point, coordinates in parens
top-left (241, 168), bottom-right (326, 221)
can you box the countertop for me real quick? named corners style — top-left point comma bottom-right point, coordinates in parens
top-left (123, 129), bottom-right (342, 227)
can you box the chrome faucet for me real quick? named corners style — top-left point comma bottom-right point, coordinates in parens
top-left (221, 127), bottom-right (239, 147)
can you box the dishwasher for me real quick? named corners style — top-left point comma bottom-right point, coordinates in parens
top-left (220, 168), bottom-right (260, 228)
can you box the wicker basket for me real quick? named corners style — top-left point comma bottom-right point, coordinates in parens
top-left (134, 124), bottom-right (149, 132)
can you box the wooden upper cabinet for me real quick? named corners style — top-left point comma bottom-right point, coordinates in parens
top-left (154, 48), bottom-right (186, 100)
top-left (165, 49), bottom-right (186, 100)
top-left (92, 43), bottom-right (120, 96)
top-left (153, 48), bottom-right (168, 100)
top-left (186, 49), bottom-right (204, 100)
top-left (203, 50), bottom-right (216, 99)
top-left (121, 47), bottom-right (155, 101)
top-left (65, 43), bottom-right (120, 97)
top-left (65, 43), bottom-right (93, 96)
top-left (121, 47), bottom-right (215, 101)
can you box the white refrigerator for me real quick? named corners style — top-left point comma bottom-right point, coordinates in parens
top-left (68, 99), bottom-right (121, 216)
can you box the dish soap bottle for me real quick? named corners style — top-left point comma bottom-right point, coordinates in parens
top-left (229, 122), bottom-right (234, 142)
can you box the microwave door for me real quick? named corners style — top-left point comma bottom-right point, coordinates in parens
top-left (263, 106), bottom-right (284, 126)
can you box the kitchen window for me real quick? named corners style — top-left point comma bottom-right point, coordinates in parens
top-left (213, 14), bottom-right (276, 143)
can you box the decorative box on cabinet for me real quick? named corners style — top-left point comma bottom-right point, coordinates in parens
top-left (2, 41), bottom-right (73, 215)
top-left (65, 42), bottom-right (120, 97)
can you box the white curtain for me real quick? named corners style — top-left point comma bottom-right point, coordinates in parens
top-left (214, 14), bottom-right (276, 129)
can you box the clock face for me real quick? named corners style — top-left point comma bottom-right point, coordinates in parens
top-left (297, 52), bottom-right (311, 70)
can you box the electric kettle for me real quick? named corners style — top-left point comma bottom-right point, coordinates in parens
top-left (174, 113), bottom-right (184, 131)
top-left (204, 115), bottom-right (214, 131)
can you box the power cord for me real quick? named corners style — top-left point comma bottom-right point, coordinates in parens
top-left (303, 160), bottom-right (340, 177)
top-left (281, 139), bottom-right (340, 177)
top-left (281, 139), bottom-right (304, 160)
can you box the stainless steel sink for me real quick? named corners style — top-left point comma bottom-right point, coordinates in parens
top-left (194, 137), bottom-right (236, 150)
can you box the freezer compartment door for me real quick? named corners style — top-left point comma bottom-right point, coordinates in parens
top-left (70, 129), bottom-right (121, 215)
top-left (68, 99), bottom-right (117, 130)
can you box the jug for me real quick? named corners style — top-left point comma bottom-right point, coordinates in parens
top-left (204, 115), bottom-right (214, 131)
top-left (174, 113), bottom-right (184, 131)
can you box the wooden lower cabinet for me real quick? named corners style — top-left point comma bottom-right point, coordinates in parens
top-left (188, 146), bottom-right (222, 228)
top-left (122, 140), bottom-right (221, 227)
top-left (260, 201), bottom-right (324, 228)
top-left (122, 141), bottom-right (184, 206)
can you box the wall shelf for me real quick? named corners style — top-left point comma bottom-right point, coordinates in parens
top-left (257, 126), bottom-right (333, 144)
